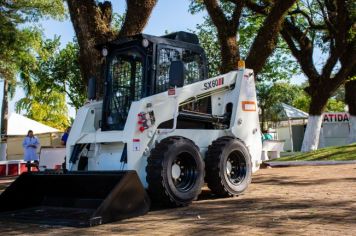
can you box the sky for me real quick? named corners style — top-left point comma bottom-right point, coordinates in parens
top-left (8, 0), bottom-right (306, 119)
top-left (39, 0), bottom-right (208, 47)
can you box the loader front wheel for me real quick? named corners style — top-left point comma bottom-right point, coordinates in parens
top-left (146, 136), bottom-right (204, 207)
top-left (205, 137), bottom-right (252, 197)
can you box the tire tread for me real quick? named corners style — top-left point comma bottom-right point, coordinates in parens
top-left (205, 136), bottom-right (251, 197)
top-left (146, 136), bottom-right (203, 207)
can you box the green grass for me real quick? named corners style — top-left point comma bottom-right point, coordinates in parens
top-left (271, 143), bottom-right (356, 161)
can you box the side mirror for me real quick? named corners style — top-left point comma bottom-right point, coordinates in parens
top-left (88, 77), bottom-right (96, 100)
top-left (169, 60), bottom-right (185, 88)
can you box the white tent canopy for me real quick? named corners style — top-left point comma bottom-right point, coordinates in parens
top-left (280, 103), bottom-right (309, 152)
top-left (281, 103), bottom-right (309, 120)
top-left (7, 113), bottom-right (59, 136)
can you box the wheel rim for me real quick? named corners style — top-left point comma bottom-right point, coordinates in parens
top-left (171, 152), bottom-right (198, 192)
top-left (226, 150), bottom-right (247, 185)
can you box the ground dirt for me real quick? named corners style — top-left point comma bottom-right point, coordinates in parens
top-left (0, 164), bottom-right (355, 235)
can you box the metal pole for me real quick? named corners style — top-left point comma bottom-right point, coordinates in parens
top-left (288, 118), bottom-right (294, 152)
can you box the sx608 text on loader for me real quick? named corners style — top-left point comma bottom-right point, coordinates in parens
top-left (0, 31), bottom-right (262, 226)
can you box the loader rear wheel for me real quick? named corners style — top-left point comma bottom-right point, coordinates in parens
top-left (146, 136), bottom-right (204, 207)
top-left (205, 137), bottom-right (252, 197)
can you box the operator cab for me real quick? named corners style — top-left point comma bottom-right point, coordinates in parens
top-left (100, 31), bottom-right (210, 131)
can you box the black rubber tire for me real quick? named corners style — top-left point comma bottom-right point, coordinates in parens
top-left (146, 136), bottom-right (205, 207)
top-left (205, 136), bottom-right (252, 197)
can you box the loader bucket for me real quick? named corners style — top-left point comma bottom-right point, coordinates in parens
top-left (0, 171), bottom-right (150, 227)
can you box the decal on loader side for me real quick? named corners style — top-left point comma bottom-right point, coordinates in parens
top-left (242, 101), bottom-right (256, 111)
top-left (203, 77), bottom-right (224, 90)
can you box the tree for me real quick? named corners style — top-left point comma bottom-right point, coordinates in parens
top-left (193, 20), bottom-right (221, 77)
top-left (277, 0), bottom-right (356, 151)
top-left (294, 95), bottom-right (345, 114)
top-left (345, 78), bottom-right (356, 143)
top-left (292, 82), bottom-right (346, 113)
top-left (325, 99), bottom-right (345, 112)
top-left (193, 15), bottom-right (299, 80)
top-left (292, 91), bottom-right (310, 113)
top-left (256, 81), bottom-right (345, 131)
top-left (191, 1), bottom-right (300, 131)
top-left (66, 0), bottom-right (158, 98)
top-left (190, 0), bottom-right (297, 75)
top-left (16, 84), bottom-right (70, 130)
top-left (0, 0), bottom-right (65, 139)
top-left (245, 0), bottom-right (355, 151)
top-left (39, 40), bottom-right (86, 110)
top-left (16, 38), bottom-right (71, 130)
top-left (257, 82), bottom-right (304, 130)
top-left (333, 85), bottom-right (345, 102)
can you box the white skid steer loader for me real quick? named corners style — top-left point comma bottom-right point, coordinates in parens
top-left (0, 32), bottom-right (262, 226)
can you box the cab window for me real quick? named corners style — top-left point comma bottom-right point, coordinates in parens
top-left (156, 46), bottom-right (205, 93)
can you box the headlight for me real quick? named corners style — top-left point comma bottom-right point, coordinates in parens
top-left (102, 47), bottom-right (108, 57)
top-left (142, 39), bottom-right (149, 48)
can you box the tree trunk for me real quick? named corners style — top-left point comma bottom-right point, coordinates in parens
top-left (260, 107), bottom-right (266, 131)
top-left (204, 0), bottom-right (297, 74)
top-left (345, 80), bottom-right (356, 143)
top-left (245, 0), bottom-right (297, 75)
top-left (301, 94), bottom-right (329, 152)
top-left (218, 33), bottom-right (239, 73)
top-left (348, 116), bottom-right (356, 144)
top-left (0, 80), bottom-right (8, 160)
top-left (202, 0), bottom-right (242, 74)
top-left (301, 115), bottom-right (323, 152)
top-left (67, 0), bottom-right (114, 99)
top-left (119, 0), bottom-right (157, 37)
top-left (1, 80), bottom-right (8, 140)
top-left (67, 0), bottom-right (157, 99)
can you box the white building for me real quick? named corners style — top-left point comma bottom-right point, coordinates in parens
top-left (276, 104), bottom-right (351, 151)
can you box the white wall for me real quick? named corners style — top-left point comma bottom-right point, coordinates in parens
top-left (276, 113), bottom-right (351, 152)
top-left (277, 127), bottom-right (292, 151)
top-left (319, 113), bottom-right (350, 147)
top-left (319, 123), bottom-right (349, 147)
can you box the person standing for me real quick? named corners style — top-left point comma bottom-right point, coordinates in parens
top-left (61, 126), bottom-right (71, 145)
top-left (23, 130), bottom-right (40, 170)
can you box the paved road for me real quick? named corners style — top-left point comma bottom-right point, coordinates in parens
top-left (1, 164), bottom-right (355, 235)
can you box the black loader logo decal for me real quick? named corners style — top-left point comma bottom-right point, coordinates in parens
top-left (204, 77), bottom-right (224, 90)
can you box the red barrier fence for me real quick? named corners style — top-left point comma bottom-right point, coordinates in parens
top-left (0, 161), bottom-right (37, 176)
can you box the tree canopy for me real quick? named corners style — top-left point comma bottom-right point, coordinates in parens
top-left (16, 38), bottom-right (71, 130)
top-left (192, 11), bottom-right (300, 81)
top-left (0, 0), bottom-right (65, 84)
top-left (0, 0), bottom-right (66, 135)
top-left (28, 39), bottom-right (86, 110)
top-left (279, 0), bottom-right (355, 115)
top-left (16, 83), bottom-right (70, 130)
top-left (190, 0), bottom-right (297, 74)
top-left (257, 82), bottom-right (302, 129)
